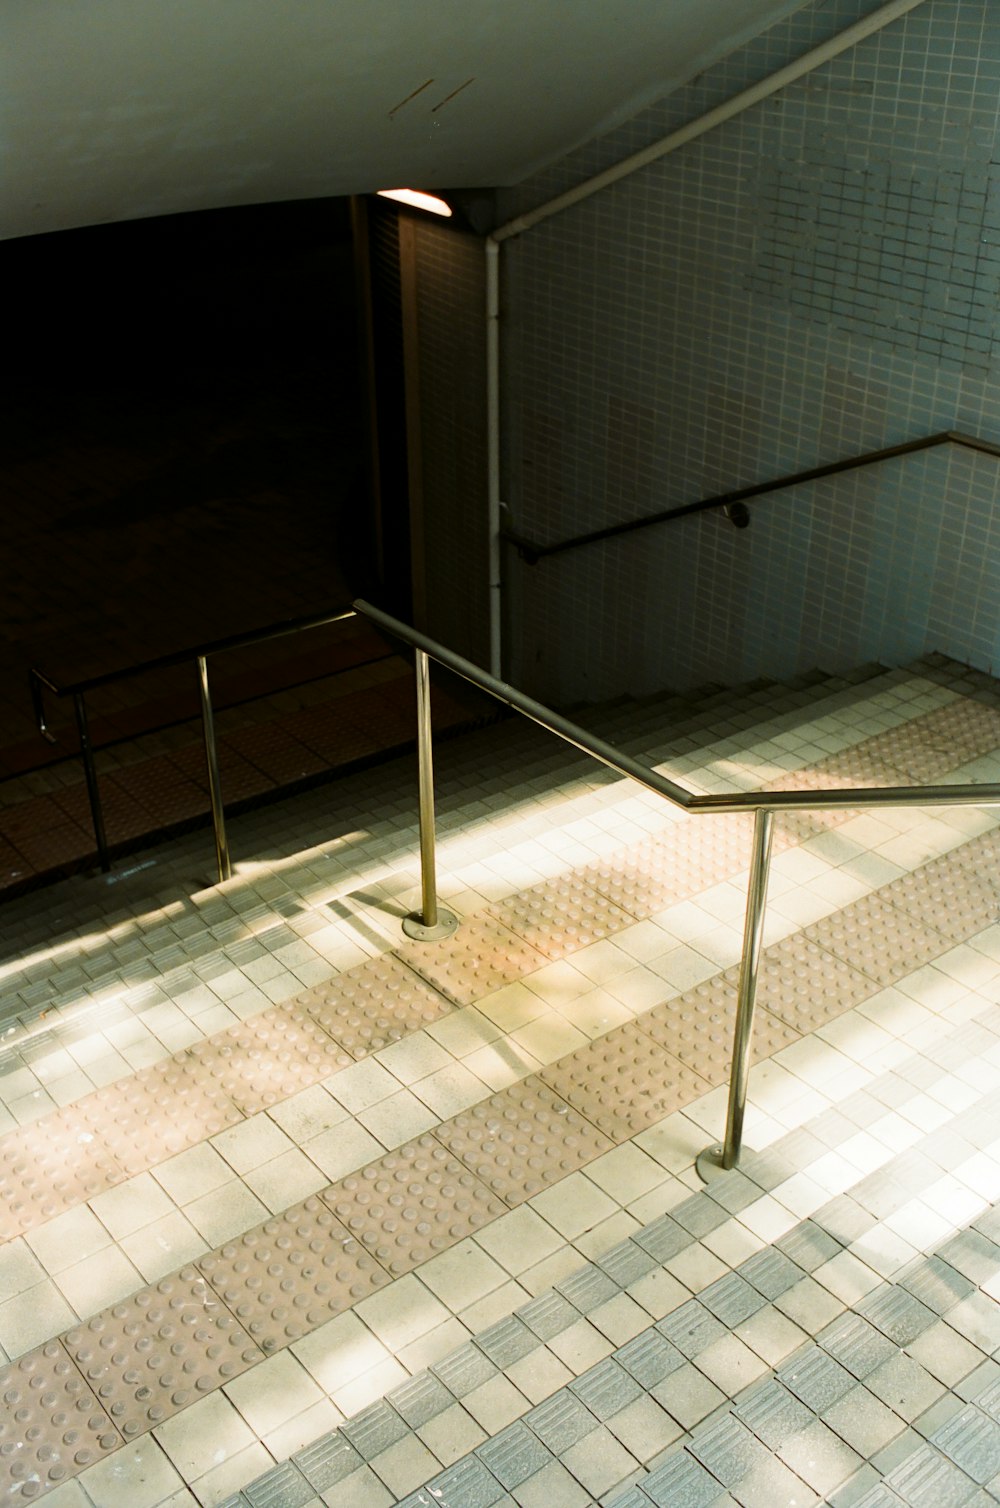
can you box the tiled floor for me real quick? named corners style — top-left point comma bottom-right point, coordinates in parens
top-left (3, 653), bottom-right (1000, 1506)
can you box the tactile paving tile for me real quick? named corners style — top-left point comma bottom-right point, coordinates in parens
top-left (860, 721), bottom-right (970, 785)
top-left (698, 1273), bottom-right (766, 1328)
top-left (884, 1442), bottom-right (981, 1506)
top-left (0, 1111), bottom-right (124, 1241)
top-left (81, 1064), bottom-right (243, 1176)
top-left (294, 1430), bottom-right (364, 1492)
top-left (640, 973), bottom-right (800, 1082)
top-left (899, 1255), bottom-right (975, 1314)
top-left (883, 862), bottom-right (1000, 942)
top-left (736, 1381), bottom-right (817, 1458)
top-left (302, 955), bottom-right (453, 1058)
top-left (434, 1076), bottom-right (614, 1206)
top-left (540, 1020), bottom-right (712, 1141)
top-left (576, 841), bottom-right (692, 920)
top-left (64, 1267), bottom-right (263, 1440)
top-left (899, 697), bottom-right (1000, 767)
top-left (808, 745), bottom-right (913, 788)
top-left (186, 1002), bottom-right (353, 1114)
top-left (476, 1419), bottom-right (553, 1489)
top-left (754, 934), bottom-right (881, 1033)
top-left (578, 819), bottom-right (751, 920)
top-left (818, 1313), bottom-right (897, 1381)
top-left (489, 875), bottom-right (637, 959)
top-left (242, 1460), bottom-right (316, 1508)
top-left (891, 838), bottom-right (1000, 935)
top-left (933, 1404), bottom-right (1000, 1483)
top-left (397, 916), bottom-right (549, 1007)
top-left (763, 767), bottom-right (856, 842)
top-left (804, 891), bottom-right (952, 987)
top-left (322, 1134), bottom-right (509, 1277)
top-left (775, 1345), bottom-right (855, 1412)
top-left (687, 1408), bottom-right (772, 1484)
top-left (857, 1285), bottom-right (937, 1346)
top-left (613, 1329), bottom-right (684, 1388)
top-left (197, 1196), bottom-right (391, 1354)
top-left (0, 1341), bottom-right (122, 1502)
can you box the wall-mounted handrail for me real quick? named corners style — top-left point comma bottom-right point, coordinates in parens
top-left (503, 429), bottom-right (1000, 564)
top-left (29, 605), bottom-right (358, 880)
top-left (353, 597), bottom-right (1000, 1178)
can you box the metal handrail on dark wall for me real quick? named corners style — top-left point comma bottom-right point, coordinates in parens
top-left (29, 607), bottom-right (359, 881)
top-left (502, 429), bottom-right (1000, 564)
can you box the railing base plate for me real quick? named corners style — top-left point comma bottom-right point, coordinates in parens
top-left (695, 1144), bottom-right (734, 1183)
top-left (402, 910), bottom-right (459, 942)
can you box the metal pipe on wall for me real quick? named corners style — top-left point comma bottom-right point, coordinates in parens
top-left (483, 0), bottom-right (930, 677)
top-left (486, 238), bottom-right (502, 678)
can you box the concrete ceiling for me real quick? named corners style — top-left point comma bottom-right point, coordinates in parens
top-left (4, 0), bottom-right (814, 241)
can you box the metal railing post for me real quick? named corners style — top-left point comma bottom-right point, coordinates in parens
top-left (402, 650), bottom-right (458, 941)
top-left (197, 655), bottom-right (231, 884)
top-left (697, 806), bottom-right (774, 1180)
top-left (74, 693), bottom-right (110, 873)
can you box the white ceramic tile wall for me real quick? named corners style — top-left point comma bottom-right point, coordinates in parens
top-left (493, 0), bottom-right (1000, 706)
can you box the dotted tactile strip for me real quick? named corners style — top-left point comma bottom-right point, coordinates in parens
top-left (804, 891), bottom-right (954, 988)
top-left (322, 1135), bottom-right (510, 1278)
top-left (0, 1112), bottom-right (125, 1243)
top-left (576, 844), bottom-right (689, 918)
top-left (641, 974), bottom-right (801, 1082)
top-left (63, 1268), bottom-right (263, 1442)
top-left (302, 955), bottom-right (454, 1058)
top-left (186, 1003), bottom-right (354, 1115)
top-left (808, 746), bottom-right (914, 789)
top-left (874, 698), bottom-right (1000, 777)
top-left (579, 814), bottom-right (756, 924)
top-left (540, 1021), bottom-right (713, 1141)
top-left (434, 1077), bottom-right (615, 1206)
top-left (753, 936), bottom-right (881, 1033)
top-left (489, 876), bottom-right (637, 959)
top-left (197, 1197), bottom-right (392, 1355)
top-left (81, 1066), bottom-right (243, 1179)
top-left (884, 857), bottom-right (1000, 943)
top-left (674, 812), bottom-right (756, 872)
top-left (0, 1342), bottom-right (122, 1503)
top-left (398, 916), bottom-right (549, 1007)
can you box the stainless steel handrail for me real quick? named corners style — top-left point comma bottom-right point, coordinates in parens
top-left (30, 606), bottom-right (358, 879)
top-left (353, 597), bottom-right (1000, 1176)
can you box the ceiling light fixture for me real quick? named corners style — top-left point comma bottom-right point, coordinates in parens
top-left (376, 188), bottom-right (453, 217)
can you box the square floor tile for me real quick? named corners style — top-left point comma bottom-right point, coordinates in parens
top-left (224, 1349), bottom-right (325, 1439)
top-left (151, 1143), bottom-right (234, 1205)
top-left (244, 1148), bottom-right (329, 1212)
top-left (154, 1390), bottom-right (256, 1480)
top-left (25, 1205), bottom-right (112, 1275)
top-left (358, 1090), bottom-right (439, 1149)
top-left (184, 1179), bottom-right (270, 1247)
top-left (120, 1208), bottom-right (207, 1282)
top-left (55, 1245), bottom-right (143, 1319)
top-left (212, 1114), bottom-right (293, 1175)
top-left (78, 1437), bottom-right (183, 1508)
top-left (90, 1171), bottom-right (174, 1239)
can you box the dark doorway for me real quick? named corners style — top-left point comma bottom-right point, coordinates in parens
top-left (1, 197), bottom-right (377, 717)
